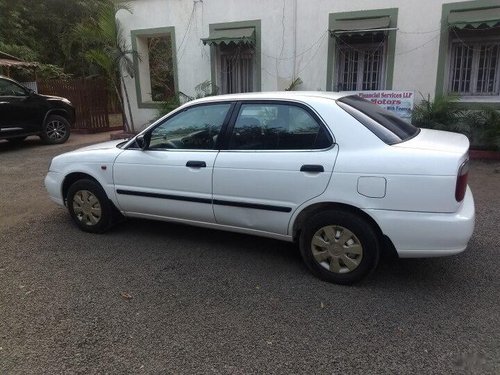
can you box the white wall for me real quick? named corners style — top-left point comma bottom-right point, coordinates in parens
top-left (118, 0), bottom-right (473, 129)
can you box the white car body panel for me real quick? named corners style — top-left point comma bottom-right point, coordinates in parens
top-left (212, 146), bottom-right (338, 234)
top-left (113, 149), bottom-right (217, 223)
top-left (44, 91), bottom-right (475, 259)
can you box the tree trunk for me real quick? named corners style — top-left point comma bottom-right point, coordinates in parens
top-left (121, 75), bottom-right (135, 133)
top-left (113, 82), bottom-right (129, 133)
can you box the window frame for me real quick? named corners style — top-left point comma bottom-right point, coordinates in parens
top-left (446, 35), bottom-right (500, 96)
top-left (326, 8), bottom-right (398, 92)
top-left (435, 0), bottom-right (500, 108)
top-left (207, 20), bottom-right (261, 94)
top-left (0, 78), bottom-right (29, 97)
top-left (131, 27), bottom-right (179, 109)
top-left (220, 100), bottom-right (335, 152)
top-left (127, 102), bottom-right (236, 151)
top-left (216, 43), bottom-right (256, 94)
top-left (335, 41), bottom-right (388, 91)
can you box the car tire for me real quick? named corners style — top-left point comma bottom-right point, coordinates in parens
top-left (67, 179), bottom-right (114, 233)
top-left (299, 210), bottom-right (380, 285)
top-left (40, 114), bottom-right (70, 144)
top-left (7, 136), bottom-right (27, 144)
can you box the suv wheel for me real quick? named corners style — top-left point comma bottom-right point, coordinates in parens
top-left (41, 115), bottom-right (70, 144)
top-left (299, 210), bottom-right (380, 285)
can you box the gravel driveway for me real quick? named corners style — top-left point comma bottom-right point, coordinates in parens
top-left (1, 135), bottom-right (499, 374)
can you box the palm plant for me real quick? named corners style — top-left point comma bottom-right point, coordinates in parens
top-left (412, 93), bottom-right (461, 130)
top-left (479, 107), bottom-right (500, 150)
top-left (412, 94), bottom-right (500, 149)
top-left (62, 1), bottom-right (138, 132)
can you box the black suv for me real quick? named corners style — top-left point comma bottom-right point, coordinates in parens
top-left (0, 76), bottom-right (75, 144)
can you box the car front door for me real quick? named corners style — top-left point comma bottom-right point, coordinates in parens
top-left (213, 101), bottom-right (339, 235)
top-left (0, 78), bottom-right (39, 135)
top-left (113, 102), bottom-right (233, 223)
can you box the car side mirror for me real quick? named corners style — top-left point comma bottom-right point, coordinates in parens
top-left (135, 133), bottom-right (150, 150)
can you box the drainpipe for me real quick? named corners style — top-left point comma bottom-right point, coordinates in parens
top-left (293, 0), bottom-right (297, 80)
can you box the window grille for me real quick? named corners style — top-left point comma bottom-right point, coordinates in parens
top-left (449, 39), bottom-right (500, 96)
top-left (336, 41), bottom-right (386, 91)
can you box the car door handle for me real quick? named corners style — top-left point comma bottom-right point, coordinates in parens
top-left (186, 160), bottom-right (206, 168)
top-left (300, 164), bottom-right (324, 173)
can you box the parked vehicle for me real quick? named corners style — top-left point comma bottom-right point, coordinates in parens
top-left (45, 92), bottom-right (475, 284)
top-left (0, 75), bottom-right (74, 144)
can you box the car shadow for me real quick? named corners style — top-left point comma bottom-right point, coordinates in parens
top-left (107, 217), bottom-right (468, 289)
top-left (0, 136), bottom-right (44, 152)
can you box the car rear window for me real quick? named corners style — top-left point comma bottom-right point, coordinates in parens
top-left (337, 95), bottom-right (420, 145)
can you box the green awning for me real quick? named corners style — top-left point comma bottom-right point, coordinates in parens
top-left (201, 27), bottom-right (255, 46)
top-left (448, 7), bottom-right (500, 29)
top-left (331, 16), bottom-right (391, 36)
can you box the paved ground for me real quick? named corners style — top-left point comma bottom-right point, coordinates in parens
top-left (1, 134), bottom-right (499, 374)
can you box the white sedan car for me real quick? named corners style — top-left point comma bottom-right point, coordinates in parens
top-left (45, 92), bottom-right (475, 284)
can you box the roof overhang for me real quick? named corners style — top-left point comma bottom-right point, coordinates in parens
top-left (0, 59), bottom-right (38, 68)
top-left (0, 51), bottom-right (38, 68)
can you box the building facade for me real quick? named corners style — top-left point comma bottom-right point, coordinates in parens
top-left (117, 0), bottom-right (500, 127)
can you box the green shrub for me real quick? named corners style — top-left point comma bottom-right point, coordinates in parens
top-left (412, 94), bottom-right (500, 150)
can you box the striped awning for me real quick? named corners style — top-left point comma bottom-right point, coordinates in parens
top-left (201, 27), bottom-right (255, 46)
top-left (448, 7), bottom-right (500, 29)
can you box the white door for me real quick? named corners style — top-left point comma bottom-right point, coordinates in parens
top-left (113, 103), bottom-right (233, 223)
top-left (213, 102), bottom-right (338, 235)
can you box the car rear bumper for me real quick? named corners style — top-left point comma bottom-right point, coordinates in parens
top-left (45, 171), bottom-right (65, 206)
top-left (365, 186), bottom-right (475, 258)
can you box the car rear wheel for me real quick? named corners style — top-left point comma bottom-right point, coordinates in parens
top-left (41, 115), bottom-right (70, 144)
top-left (67, 179), bottom-right (113, 233)
top-left (299, 210), bottom-right (379, 285)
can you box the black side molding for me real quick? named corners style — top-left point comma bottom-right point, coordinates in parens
top-left (300, 164), bottom-right (324, 173)
top-left (116, 189), bottom-right (292, 213)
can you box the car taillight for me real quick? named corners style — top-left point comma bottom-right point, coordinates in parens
top-left (455, 159), bottom-right (469, 202)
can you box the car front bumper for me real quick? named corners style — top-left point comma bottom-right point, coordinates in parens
top-left (45, 171), bottom-right (65, 206)
top-left (365, 186), bottom-right (475, 258)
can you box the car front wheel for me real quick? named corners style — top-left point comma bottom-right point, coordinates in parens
top-left (41, 114), bottom-right (70, 144)
top-left (299, 210), bottom-right (380, 285)
top-left (67, 179), bottom-right (114, 233)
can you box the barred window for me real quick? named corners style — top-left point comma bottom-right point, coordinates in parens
top-left (448, 38), bottom-right (500, 96)
top-left (217, 44), bottom-right (255, 94)
top-left (335, 35), bottom-right (386, 92)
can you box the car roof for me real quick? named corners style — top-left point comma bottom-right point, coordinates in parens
top-left (189, 91), bottom-right (350, 105)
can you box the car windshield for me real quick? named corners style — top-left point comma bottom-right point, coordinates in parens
top-left (337, 95), bottom-right (420, 145)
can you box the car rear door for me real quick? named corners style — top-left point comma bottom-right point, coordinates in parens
top-left (113, 102), bottom-right (234, 223)
top-left (212, 101), bottom-right (338, 235)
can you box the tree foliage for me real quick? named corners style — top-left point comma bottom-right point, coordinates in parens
top-left (0, 0), bottom-right (106, 78)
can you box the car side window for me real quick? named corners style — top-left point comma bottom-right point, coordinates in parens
top-left (149, 103), bottom-right (231, 150)
top-left (228, 103), bottom-right (331, 150)
top-left (0, 79), bottom-right (27, 96)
